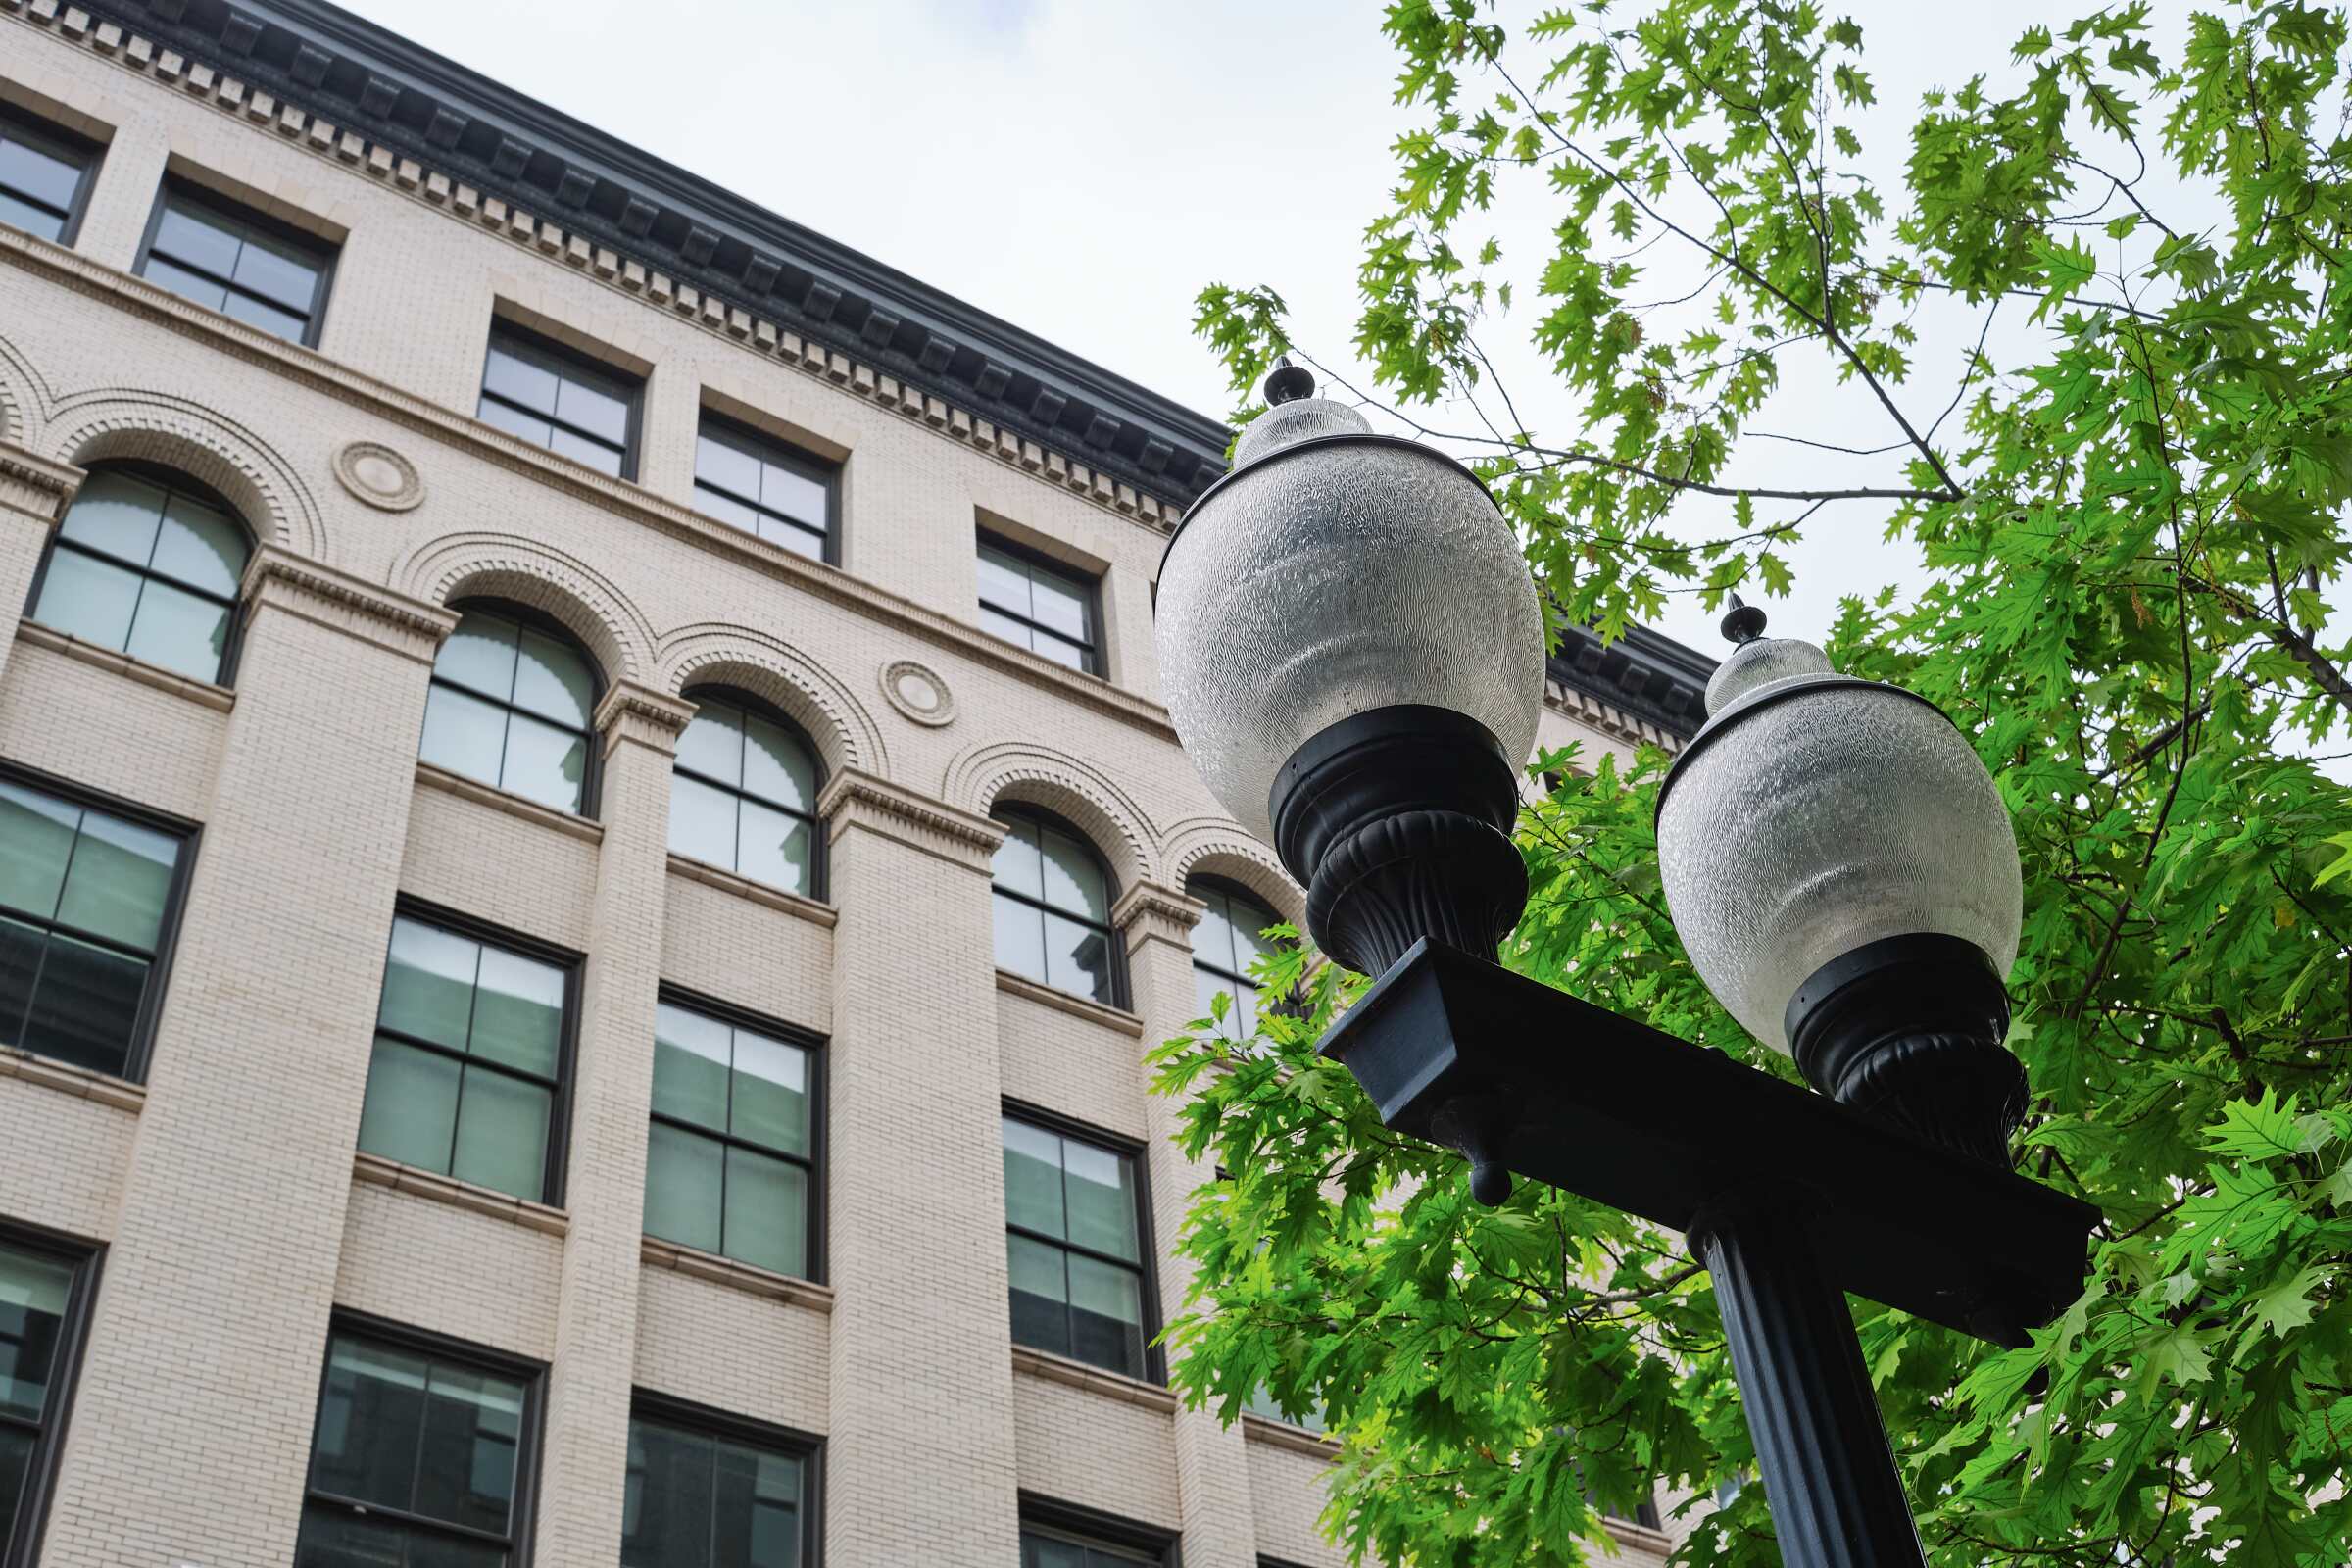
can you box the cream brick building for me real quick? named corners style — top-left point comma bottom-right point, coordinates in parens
top-left (0, 4), bottom-right (1713, 1566)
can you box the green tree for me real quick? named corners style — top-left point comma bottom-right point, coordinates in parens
top-left (1154, 3), bottom-right (2352, 1565)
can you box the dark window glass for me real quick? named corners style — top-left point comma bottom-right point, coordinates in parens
top-left (477, 327), bottom-right (640, 478)
top-left (693, 419), bottom-right (836, 563)
top-left (1019, 1525), bottom-right (1160, 1568)
top-left (135, 183), bottom-right (333, 344)
top-left (1188, 880), bottom-right (1282, 1042)
top-left (31, 466), bottom-right (253, 685)
top-left (669, 692), bottom-right (820, 897)
top-left (621, 1407), bottom-right (810, 1568)
top-left (297, 1329), bottom-right (535, 1568)
top-left (991, 810), bottom-right (1115, 1004)
top-left (357, 913), bottom-right (571, 1203)
top-left (1004, 1115), bottom-right (1149, 1379)
top-left (0, 776), bottom-right (184, 1080)
top-left (0, 112), bottom-right (97, 246)
top-left (419, 607), bottom-right (600, 815)
top-left (643, 998), bottom-right (817, 1279)
top-left (0, 1233), bottom-right (90, 1568)
top-left (977, 539), bottom-right (1098, 673)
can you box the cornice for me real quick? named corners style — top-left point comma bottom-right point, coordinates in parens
top-left (1548, 623), bottom-right (1713, 746)
top-left (22, 0), bottom-right (1230, 512)
top-left (242, 544), bottom-right (458, 660)
top-left (0, 440), bottom-right (83, 520)
top-left (817, 766), bottom-right (1005, 871)
top-left (1110, 879), bottom-right (1205, 954)
top-left (593, 677), bottom-right (696, 753)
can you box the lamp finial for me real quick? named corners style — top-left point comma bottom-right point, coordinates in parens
top-left (1263, 355), bottom-right (1316, 407)
top-left (1721, 593), bottom-right (1768, 646)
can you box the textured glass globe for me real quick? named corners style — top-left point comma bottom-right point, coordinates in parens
top-left (1655, 636), bottom-right (2023, 1053)
top-left (1155, 396), bottom-right (1546, 842)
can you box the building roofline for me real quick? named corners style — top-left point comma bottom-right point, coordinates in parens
top-left (1549, 621), bottom-right (1716, 743)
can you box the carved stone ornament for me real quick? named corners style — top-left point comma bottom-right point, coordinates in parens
top-left (880, 658), bottom-right (956, 727)
top-left (331, 440), bottom-right (425, 511)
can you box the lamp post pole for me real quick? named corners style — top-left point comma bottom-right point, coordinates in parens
top-left (1152, 365), bottom-right (2100, 1568)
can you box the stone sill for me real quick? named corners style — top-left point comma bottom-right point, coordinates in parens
top-left (665, 855), bottom-right (838, 928)
top-left (1242, 1411), bottom-right (1341, 1460)
top-left (17, 621), bottom-right (236, 711)
top-left (0, 1043), bottom-right (145, 1112)
top-left (1601, 1519), bottom-right (1676, 1556)
top-left (1011, 1343), bottom-right (1177, 1413)
top-left (639, 1236), bottom-right (836, 1313)
top-left (352, 1152), bottom-right (570, 1236)
top-left (415, 762), bottom-right (605, 844)
top-left (995, 969), bottom-right (1146, 1037)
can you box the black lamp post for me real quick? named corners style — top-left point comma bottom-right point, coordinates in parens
top-left (1154, 366), bottom-right (2098, 1568)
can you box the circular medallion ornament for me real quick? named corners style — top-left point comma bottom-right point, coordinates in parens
top-left (332, 440), bottom-right (424, 512)
top-left (880, 659), bottom-right (956, 727)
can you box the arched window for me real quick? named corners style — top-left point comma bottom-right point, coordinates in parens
top-left (668, 688), bottom-right (823, 897)
top-left (1188, 878), bottom-right (1281, 1041)
top-left (991, 807), bottom-right (1118, 1004)
top-left (418, 603), bottom-right (601, 815)
top-left (31, 465), bottom-right (253, 684)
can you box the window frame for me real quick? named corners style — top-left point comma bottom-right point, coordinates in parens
top-left (1003, 1101), bottom-right (1163, 1386)
top-left (0, 103), bottom-right (102, 248)
top-left (297, 1310), bottom-right (548, 1568)
top-left (975, 531), bottom-right (1103, 677)
top-left (647, 983), bottom-right (828, 1284)
top-left (477, 320), bottom-right (646, 481)
top-left (26, 460), bottom-right (257, 689)
top-left (624, 1389), bottom-right (824, 1568)
top-left (1017, 1494), bottom-right (1180, 1568)
top-left (1186, 874), bottom-right (1283, 1034)
top-left (991, 805), bottom-right (1127, 1009)
top-left (693, 413), bottom-right (842, 566)
top-left (366, 897), bottom-right (583, 1207)
top-left (671, 685), bottom-right (828, 903)
top-left (425, 597), bottom-right (606, 819)
top-left (133, 176), bottom-right (337, 348)
top-left (0, 756), bottom-right (199, 1086)
top-left (0, 1218), bottom-right (101, 1568)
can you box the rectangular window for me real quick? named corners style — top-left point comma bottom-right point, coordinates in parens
top-left (0, 108), bottom-right (99, 246)
top-left (643, 992), bottom-right (821, 1281)
top-left (135, 180), bottom-right (335, 345)
top-left (977, 536), bottom-right (1100, 674)
top-left (296, 1320), bottom-right (541, 1568)
top-left (1018, 1505), bottom-right (1171, 1568)
top-left (0, 770), bottom-right (192, 1082)
top-left (477, 324), bottom-right (641, 479)
top-left (356, 909), bottom-right (577, 1204)
top-left (621, 1396), bottom-right (818, 1568)
top-left (694, 416), bottom-right (839, 564)
top-left (1003, 1111), bottom-right (1152, 1381)
top-left (0, 1226), bottom-right (97, 1568)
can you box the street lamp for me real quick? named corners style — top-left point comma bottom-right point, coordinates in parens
top-left (1155, 364), bottom-right (2097, 1568)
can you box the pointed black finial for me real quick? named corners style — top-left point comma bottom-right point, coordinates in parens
top-left (1263, 355), bottom-right (1316, 406)
top-left (1721, 593), bottom-right (1768, 646)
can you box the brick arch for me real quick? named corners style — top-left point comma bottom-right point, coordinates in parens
top-left (0, 328), bottom-right (55, 448)
top-left (653, 625), bottom-right (887, 781)
top-left (943, 741), bottom-right (1159, 893)
top-left (393, 533), bottom-right (654, 685)
top-left (43, 390), bottom-right (324, 557)
top-left (1164, 818), bottom-right (1304, 929)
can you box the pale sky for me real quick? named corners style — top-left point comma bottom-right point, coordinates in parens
top-left (335, 0), bottom-right (2201, 661)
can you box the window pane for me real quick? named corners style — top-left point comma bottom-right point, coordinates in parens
top-left (991, 892), bottom-right (1045, 981)
top-left (729, 1029), bottom-right (808, 1154)
top-left (1192, 891), bottom-right (1237, 975)
top-left (0, 918), bottom-right (43, 1047)
top-left (298, 1508), bottom-right (507, 1568)
top-left (139, 255), bottom-right (231, 314)
top-left (1006, 1233), bottom-right (1069, 1355)
top-left (0, 137), bottom-right (79, 211)
top-left (475, 395), bottom-right (556, 450)
top-left (56, 808), bottom-right (175, 951)
top-left (230, 232), bottom-right (320, 312)
top-left (549, 425), bottom-right (625, 476)
top-left (221, 289), bottom-right (309, 343)
top-left (379, 918), bottom-right (479, 1051)
top-left (1229, 896), bottom-right (1279, 972)
top-left (57, 469), bottom-right (167, 564)
top-left (761, 517), bottom-right (825, 561)
top-left (696, 433), bottom-right (761, 500)
top-left (513, 627), bottom-right (595, 728)
top-left (623, 1421), bottom-right (713, 1568)
top-left (414, 1361), bottom-right (523, 1534)
top-left (1038, 828), bottom-right (1108, 922)
top-left (1043, 911), bottom-right (1112, 1002)
top-left (668, 773), bottom-right (740, 872)
top-left (311, 1337), bottom-right (430, 1509)
top-left (1067, 1253), bottom-right (1146, 1377)
top-left (979, 605), bottom-right (1037, 653)
top-left (723, 1146), bottom-right (807, 1277)
top-left (1026, 1535), bottom-right (1088, 1568)
top-left (499, 711), bottom-right (588, 814)
top-left (123, 576), bottom-right (231, 681)
top-left (357, 1036), bottom-right (461, 1174)
top-left (712, 1438), bottom-right (802, 1568)
top-left (991, 815), bottom-right (1043, 899)
top-left (1002, 1119), bottom-right (1065, 1238)
top-left (21, 934), bottom-right (143, 1075)
top-left (0, 1425), bottom-right (28, 1559)
top-left (676, 703), bottom-right (744, 787)
top-left (1030, 631), bottom-right (1089, 672)
top-left (760, 465), bottom-right (827, 531)
top-left (435, 613), bottom-right (519, 701)
top-left (418, 684), bottom-right (511, 787)
top-left (976, 546), bottom-right (1031, 615)
top-left (0, 1244), bottom-right (71, 1421)
top-left (481, 346), bottom-right (559, 416)
top-left (150, 492), bottom-right (249, 597)
top-left (467, 947), bottom-right (564, 1078)
top-left (651, 1003), bottom-right (731, 1131)
top-left (695, 483), bottom-right (761, 535)
top-left (450, 1067), bottom-right (551, 1200)
top-left (154, 203), bottom-right (239, 274)
top-left (555, 376), bottom-right (631, 446)
top-left (0, 188), bottom-right (65, 243)
top-left (1062, 1142), bottom-right (1139, 1261)
top-left (0, 783), bottom-right (79, 921)
top-left (644, 1120), bottom-right (723, 1254)
top-left (32, 546), bottom-right (142, 651)
top-left (735, 801), bottom-right (811, 896)
top-left (1027, 567), bottom-right (1091, 642)
top-left (742, 715), bottom-right (814, 812)
top-left (1196, 965), bottom-right (1235, 1037)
